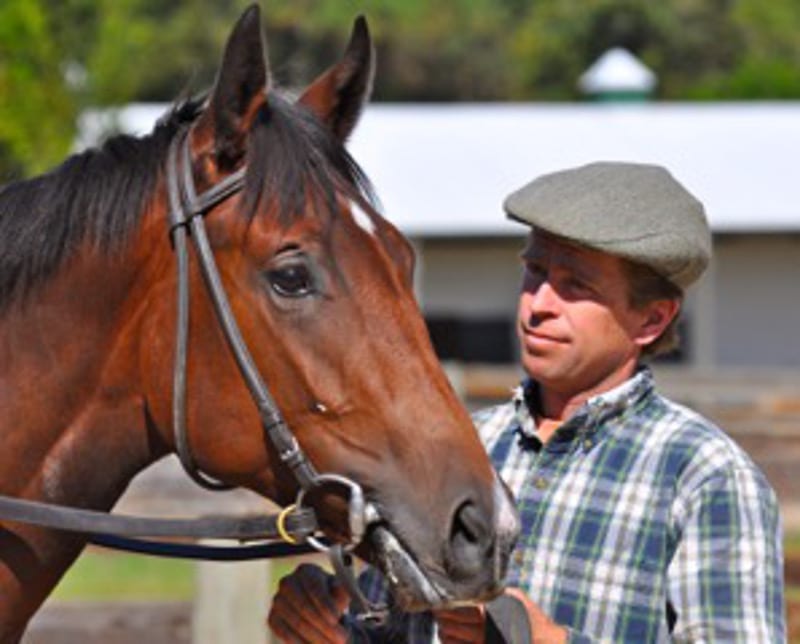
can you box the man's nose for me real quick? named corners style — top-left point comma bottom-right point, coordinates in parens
top-left (526, 279), bottom-right (560, 315)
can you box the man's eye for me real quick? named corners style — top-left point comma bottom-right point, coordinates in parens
top-left (524, 261), bottom-right (540, 274)
top-left (566, 277), bottom-right (592, 294)
top-left (525, 263), bottom-right (546, 281)
top-left (268, 264), bottom-right (315, 297)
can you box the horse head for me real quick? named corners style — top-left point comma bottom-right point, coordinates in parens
top-left (136, 5), bottom-right (520, 609)
top-left (9, 5), bottom-right (515, 612)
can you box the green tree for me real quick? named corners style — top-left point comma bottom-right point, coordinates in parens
top-left (0, 0), bottom-right (248, 178)
top-left (265, 0), bottom-right (516, 100)
top-left (2, 0), bottom-right (800, 179)
top-left (508, 0), bottom-right (800, 100)
top-left (718, 0), bottom-right (800, 98)
top-left (0, 1), bottom-right (77, 178)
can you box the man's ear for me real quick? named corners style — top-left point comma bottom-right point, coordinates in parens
top-left (634, 299), bottom-right (681, 348)
top-left (297, 16), bottom-right (374, 142)
top-left (194, 3), bottom-right (269, 171)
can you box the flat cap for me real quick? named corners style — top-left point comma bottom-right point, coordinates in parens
top-left (504, 161), bottom-right (711, 289)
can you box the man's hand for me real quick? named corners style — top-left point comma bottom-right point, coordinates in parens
top-left (435, 588), bottom-right (568, 644)
top-left (268, 563), bottom-right (350, 644)
top-left (504, 588), bottom-right (568, 644)
top-left (435, 604), bottom-right (486, 643)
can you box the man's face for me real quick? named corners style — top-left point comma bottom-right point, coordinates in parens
top-left (517, 232), bottom-right (653, 397)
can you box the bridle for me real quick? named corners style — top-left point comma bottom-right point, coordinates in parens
top-left (164, 124), bottom-right (383, 558)
top-left (165, 124), bottom-right (387, 618)
top-left (0, 122), bottom-right (387, 623)
top-left (166, 125), bottom-right (316, 493)
top-left (167, 126), bottom-right (318, 491)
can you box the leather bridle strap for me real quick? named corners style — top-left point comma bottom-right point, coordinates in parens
top-left (90, 534), bottom-right (318, 561)
top-left (167, 130), bottom-right (231, 490)
top-left (166, 127), bottom-right (319, 491)
top-left (165, 127), bottom-right (388, 621)
top-left (0, 494), bottom-right (317, 542)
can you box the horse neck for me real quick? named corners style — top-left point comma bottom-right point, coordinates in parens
top-left (0, 196), bottom-right (175, 635)
top-left (0, 231), bottom-right (168, 510)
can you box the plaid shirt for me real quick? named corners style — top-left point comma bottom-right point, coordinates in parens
top-left (349, 367), bottom-right (785, 643)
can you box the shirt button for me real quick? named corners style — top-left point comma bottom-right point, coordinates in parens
top-left (513, 551), bottom-right (524, 566)
top-left (583, 439), bottom-right (593, 450)
top-left (534, 476), bottom-right (548, 490)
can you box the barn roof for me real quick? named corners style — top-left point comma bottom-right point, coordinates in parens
top-left (79, 101), bottom-right (800, 237)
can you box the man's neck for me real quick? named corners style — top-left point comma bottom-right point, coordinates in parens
top-left (533, 415), bottom-right (563, 444)
top-left (535, 362), bottom-right (639, 441)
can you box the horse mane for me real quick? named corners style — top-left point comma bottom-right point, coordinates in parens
top-left (243, 93), bottom-right (377, 227)
top-left (0, 92), bottom-right (376, 311)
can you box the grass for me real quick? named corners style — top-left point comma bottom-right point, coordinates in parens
top-left (787, 532), bottom-right (800, 555)
top-left (51, 547), bottom-right (317, 602)
top-left (51, 549), bottom-right (196, 601)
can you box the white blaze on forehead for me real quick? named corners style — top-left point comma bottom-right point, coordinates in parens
top-left (349, 200), bottom-right (376, 235)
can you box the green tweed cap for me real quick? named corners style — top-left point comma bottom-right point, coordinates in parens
top-left (503, 161), bottom-right (711, 289)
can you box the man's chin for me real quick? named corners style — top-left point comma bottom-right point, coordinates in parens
top-left (520, 358), bottom-right (567, 384)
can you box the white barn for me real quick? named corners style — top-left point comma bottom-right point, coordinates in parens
top-left (80, 101), bottom-right (800, 369)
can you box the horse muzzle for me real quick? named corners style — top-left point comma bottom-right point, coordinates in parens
top-left (367, 473), bottom-right (520, 612)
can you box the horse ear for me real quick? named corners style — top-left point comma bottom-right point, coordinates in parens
top-left (200, 3), bottom-right (269, 167)
top-left (297, 16), bottom-right (374, 141)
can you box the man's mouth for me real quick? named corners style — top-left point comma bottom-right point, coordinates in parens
top-left (522, 327), bottom-right (568, 346)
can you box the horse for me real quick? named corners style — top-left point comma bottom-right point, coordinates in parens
top-left (0, 4), bottom-right (518, 640)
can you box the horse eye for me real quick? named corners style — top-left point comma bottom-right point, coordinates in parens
top-left (267, 263), bottom-right (315, 298)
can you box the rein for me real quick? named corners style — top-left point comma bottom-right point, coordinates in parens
top-left (0, 124), bottom-right (387, 623)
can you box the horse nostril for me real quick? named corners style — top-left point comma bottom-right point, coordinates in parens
top-left (446, 500), bottom-right (494, 581)
top-left (451, 501), bottom-right (482, 544)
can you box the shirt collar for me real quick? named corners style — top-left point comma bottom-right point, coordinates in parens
top-left (512, 382), bottom-right (543, 449)
top-left (513, 366), bottom-right (654, 450)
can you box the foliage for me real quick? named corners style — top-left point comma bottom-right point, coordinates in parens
top-left (0, 2), bottom-right (76, 178)
top-left (265, 0), bottom-right (517, 100)
top-left (0, 0), bottom-right (249, 179)
top-left (508, 0), bottom-right (800, 100)
top-left (1, 0), bottom-right (799, 177)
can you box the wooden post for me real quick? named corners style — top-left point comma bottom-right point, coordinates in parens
top-left (192, 550), bottom-right (272, 644)
top-left (113, 457), bottom-right (283, 643)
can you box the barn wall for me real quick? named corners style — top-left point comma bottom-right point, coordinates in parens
top-left (417, 238), bottom-right (523, 315)
top-left (414, 238), bottom-right (522, 363)
top-left (713, 234), bottom-right (800, 367)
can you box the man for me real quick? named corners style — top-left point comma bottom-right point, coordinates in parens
top-left (268, 162), bottom-right (785, 642)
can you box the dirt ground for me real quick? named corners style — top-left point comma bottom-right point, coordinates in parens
top-left (23, 602), bottom-right (190, 644)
